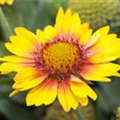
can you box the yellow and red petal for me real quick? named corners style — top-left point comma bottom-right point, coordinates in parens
top-left (88, 37), bottom-right (120, 63)
top-left (13, 74), bottom-right (47, 91)
top-left (91, 26), bottom-right (110, 44)
top-left (13, 67), bottom-right (47, 91)
top-left (83, 26), bottom-right (109, 49)
top-left (55, 8), bottom-right (93, 46)
top-left (80, 63), bottom-right (120, 82)
top-left (86, 26), bottom-right (120, 63)
top-left (58, 80), bottom-right (78, 112)
top-left (26, 78), bottom-right (57, 106)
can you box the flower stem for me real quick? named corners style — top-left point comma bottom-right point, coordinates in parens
top-left (74, 108), bottom-right (86, 120)
top-left (0, 6), bottom-right (12, 40)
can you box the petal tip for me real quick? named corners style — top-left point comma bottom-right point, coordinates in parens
top-left (9, 89), bottom-right (19, 97)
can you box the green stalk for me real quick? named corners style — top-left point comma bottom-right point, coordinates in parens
top-left (0, 6), bottom-right (12, 40)
top-left (74, 108), bottom-right (86, 120)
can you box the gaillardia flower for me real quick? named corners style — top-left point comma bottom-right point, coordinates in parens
top-left (0, 0), bottom-right (14, 5)
top-left (0, 8), bottom-right (120, 112)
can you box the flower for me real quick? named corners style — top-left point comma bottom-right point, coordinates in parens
top-left (0, 7), bottom-right (120, 112)
top-left (0, 0), bottom-right (14, 5)
top-left (68, 0), bottom-right (119, 30)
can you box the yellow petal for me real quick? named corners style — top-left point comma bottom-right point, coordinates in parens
top-left (70, 81), bottom-right (87, 98)
top-left (70, 76), bottom-right (97, 100)
top-left (0, 0), bottom-right (5, 4)
top-left (84, 26), bottom-right (109, 49)
top-left (6, 28), bottom-right (40, 58)
top-left (55, 7), bottom-right (64, 31)
top-left (76, 97), bottom-right (88, 106)
top-left (44, 26), bottom-right (57, 41)
top-left (88, 34), bottom-right (120, 63)
top-left (68, 13), bottom-right (81, 39)
top-left (14, 67), bottom-right (46, 83)
top-left (58, 81), bottom-right (78, 112)
top-left (0, 55), bottom-right (34, 63)
top-left (80, 63), bottom-right (120, 82)
top-left (5, 43), bottom-right (33, 58)
top-left (0, 55), bottom-right (35, 74)
top-left (9, 89), bottom-right (20, 97)
top-left (92, 26), bottom-right (109, 40)
top-left (80, 29), bottom-right (93, 45)
top-left (10, 35), bottom-right (37, 51)
top-left (77, 23), bottom-right (90, 43)
top-left (62, 8), bottom-right (72, 34)
top-left (15, 27), bottom-right (39, 45)
top-left (13, 73), bottom-right (47, 91)
top-left (71, 75), bottom-right (82, 83)
top-left (37, 26), bottom-right (57, 44)
top-left (82, 83), bottom-right (97, 100)
top-left (36, 29), bottom-right (45, 43)
top-left (6, 0), bottom-right (14, 5)
top-left (26, 79), bottom-right (57, 106)
top-left (0, 62), bottom-right (32, 74)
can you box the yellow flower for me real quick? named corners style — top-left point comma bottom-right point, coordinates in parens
top-left (1, 8), bottom-right (120, 112)
top-left (0, 0), bottom-right (14, 5)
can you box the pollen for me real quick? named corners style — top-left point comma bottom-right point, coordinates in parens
top-left (42, 41), bottom-right (79, 73)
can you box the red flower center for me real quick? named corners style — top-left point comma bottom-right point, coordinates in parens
top-left (41, 40), bottom-right (83, 76)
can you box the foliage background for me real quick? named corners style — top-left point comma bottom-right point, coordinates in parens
top-left (0, 0), bottom-right (120, 120)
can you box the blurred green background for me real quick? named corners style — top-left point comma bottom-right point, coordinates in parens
top-left (0, 0), bottom-right (120, 120)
